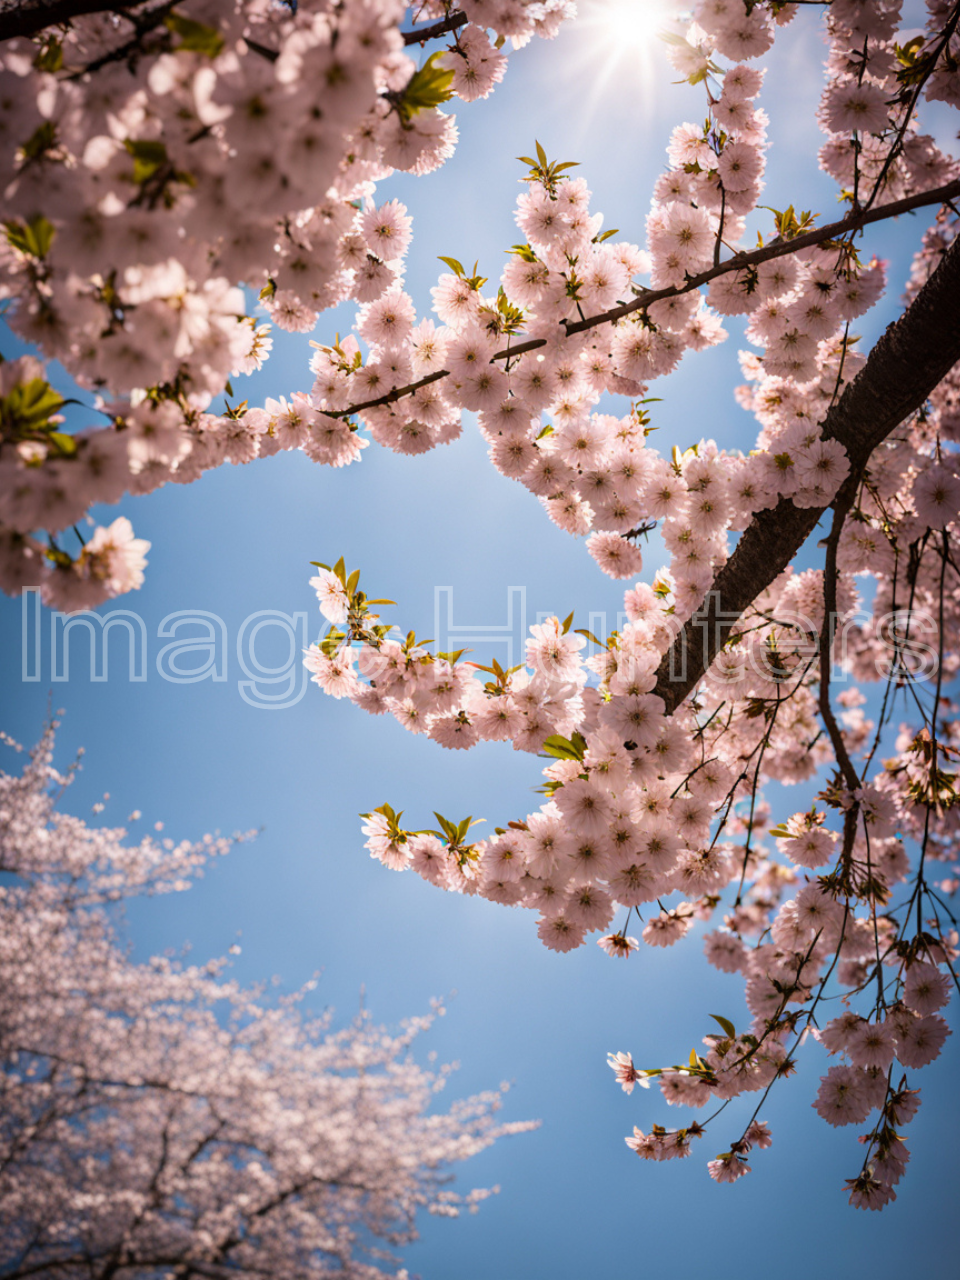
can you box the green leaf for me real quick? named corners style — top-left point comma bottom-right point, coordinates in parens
top-left (164, 11), bottom-right (226, 58)
top-left (259, 279), bottom-right (276, 301)
top-left (346, 568), bottom-right (361, 596)
top-left (333, 556), bottom-right (346, 585)
top-left (47, 431), bottom-right (77, 457)
top-left (433, 812), bottom-right (459, 844)
top-left (33, 37), bottom-right (64, 74)
top-left (45, 546), bottom-right (74, 569)
top-left (456, 816), bottom-right (475, 844)
top-left (491, 287), bottom-right (525, 333)
top-left (20, 120), bottom-right (57, 162)
top-left (124, 138), bottom-right (169, 186)
top-left (509, 242), bottom-right (539, 263)
top-left (541, 734), bottom-right (585, 763)
top-left (1, 377), bottom-right (64, 432)
top-left (575, 628), bottom-right (603, 647)
top-left (436, 648), bottom-right (469, 664)
top-left (465, 261), bottom-right (488, 291)
top-left (761, 203), bottom-right (818, 241)
top-left (3, 215), bottom-right (56, 260)
top-left (769, 823), bottom-right (792, 839)
top-left (319, 627), bottom-right (345, 657)
top-left (518, 142), bottom-right (579, 191)
top-left (895, 35), bottom-right (925, 65)
top-left (222, 397), bottom-right (248, 421)
top-left (710, 1015), bottom-right (736, 1039)
top-left (561, 611), bottom-right (574, 634)
top-left (438, 255), bottom-right (465, 277)
top-left (397, 52), bottom-right (455, 123)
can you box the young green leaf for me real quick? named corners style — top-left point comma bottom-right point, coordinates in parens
top-left (541, 734), bottom-right (586, 762)
top-left (396, 53), bottom-right (455, 123)
top-left (47, 431), bottom-right (78, 457)
top-left (164, 11), bottom-right (226, 58)
top-left (4, 215), bottom-right (56, 260)
top-left (33, 37), bottom-right (64, 73)
top-left (124, 138), bottom-right (169, 185)
top-left (710, 1015), bottom-right (737, 1039)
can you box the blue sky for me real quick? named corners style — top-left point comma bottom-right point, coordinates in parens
top-left (3, 4), bottom-right (959, 1276)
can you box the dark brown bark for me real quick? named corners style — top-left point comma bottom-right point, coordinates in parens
top-left (0, 0), bottom-right (468, 45)
top-left (0, 1), bottom-right (153, 43)
top-left (402, 9), bottom-right (467, 45)
top-left (653, 231), bottom-right (960, 713)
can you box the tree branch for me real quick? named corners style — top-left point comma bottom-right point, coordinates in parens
top-left (66, 0), bottom-right (176, 76)
top-left (565, 176), bottom-right (960, 337)
top-left (2, 0), bottom-right (470, 49)
top-left (0, 1), bottom-right (152, 43)
top-left (402, 9), bottom-right (467, 46)
top-left (328, 177), bottom-right (960, 419)
top-left (652, 230), bottom-right (960, 713)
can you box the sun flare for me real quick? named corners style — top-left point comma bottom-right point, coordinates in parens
top-left (588, 0), bottom-right (680, 51)
top-left (564, 0), bottom-right (686, 134)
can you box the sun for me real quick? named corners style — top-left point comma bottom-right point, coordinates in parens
top-left (562, 0), bottom-right (686, 135)
top-left (586, 0), bottom-right (680, 51)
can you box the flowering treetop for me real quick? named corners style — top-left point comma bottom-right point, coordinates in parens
top-left (0, 723), bottom-right (533, 1277)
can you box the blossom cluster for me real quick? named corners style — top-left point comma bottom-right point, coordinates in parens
top-left (0, 0), bottom-right (572, 604)
top-left (4, 0), bottom-right (959, 607)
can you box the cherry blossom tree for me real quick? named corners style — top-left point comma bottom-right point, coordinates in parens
top-left (2, 0), bottom-right (960, 1213)
top-left (0, 724), bottom-right (533, 1277)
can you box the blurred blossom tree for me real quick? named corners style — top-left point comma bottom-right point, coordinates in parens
top-left (1, 0), bottom-right (960, 1212)
top-left (0, 724), bottom-right (532, 1278)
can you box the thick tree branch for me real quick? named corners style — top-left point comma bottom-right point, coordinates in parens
top-left (67, 1), bottom-right (176, 75)
top-left (0, 1), bottom-right (151, 43)
top-left (1, 0), bottom-right (469, 46)
top-left (652, 231), bottom-right (960, 713)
